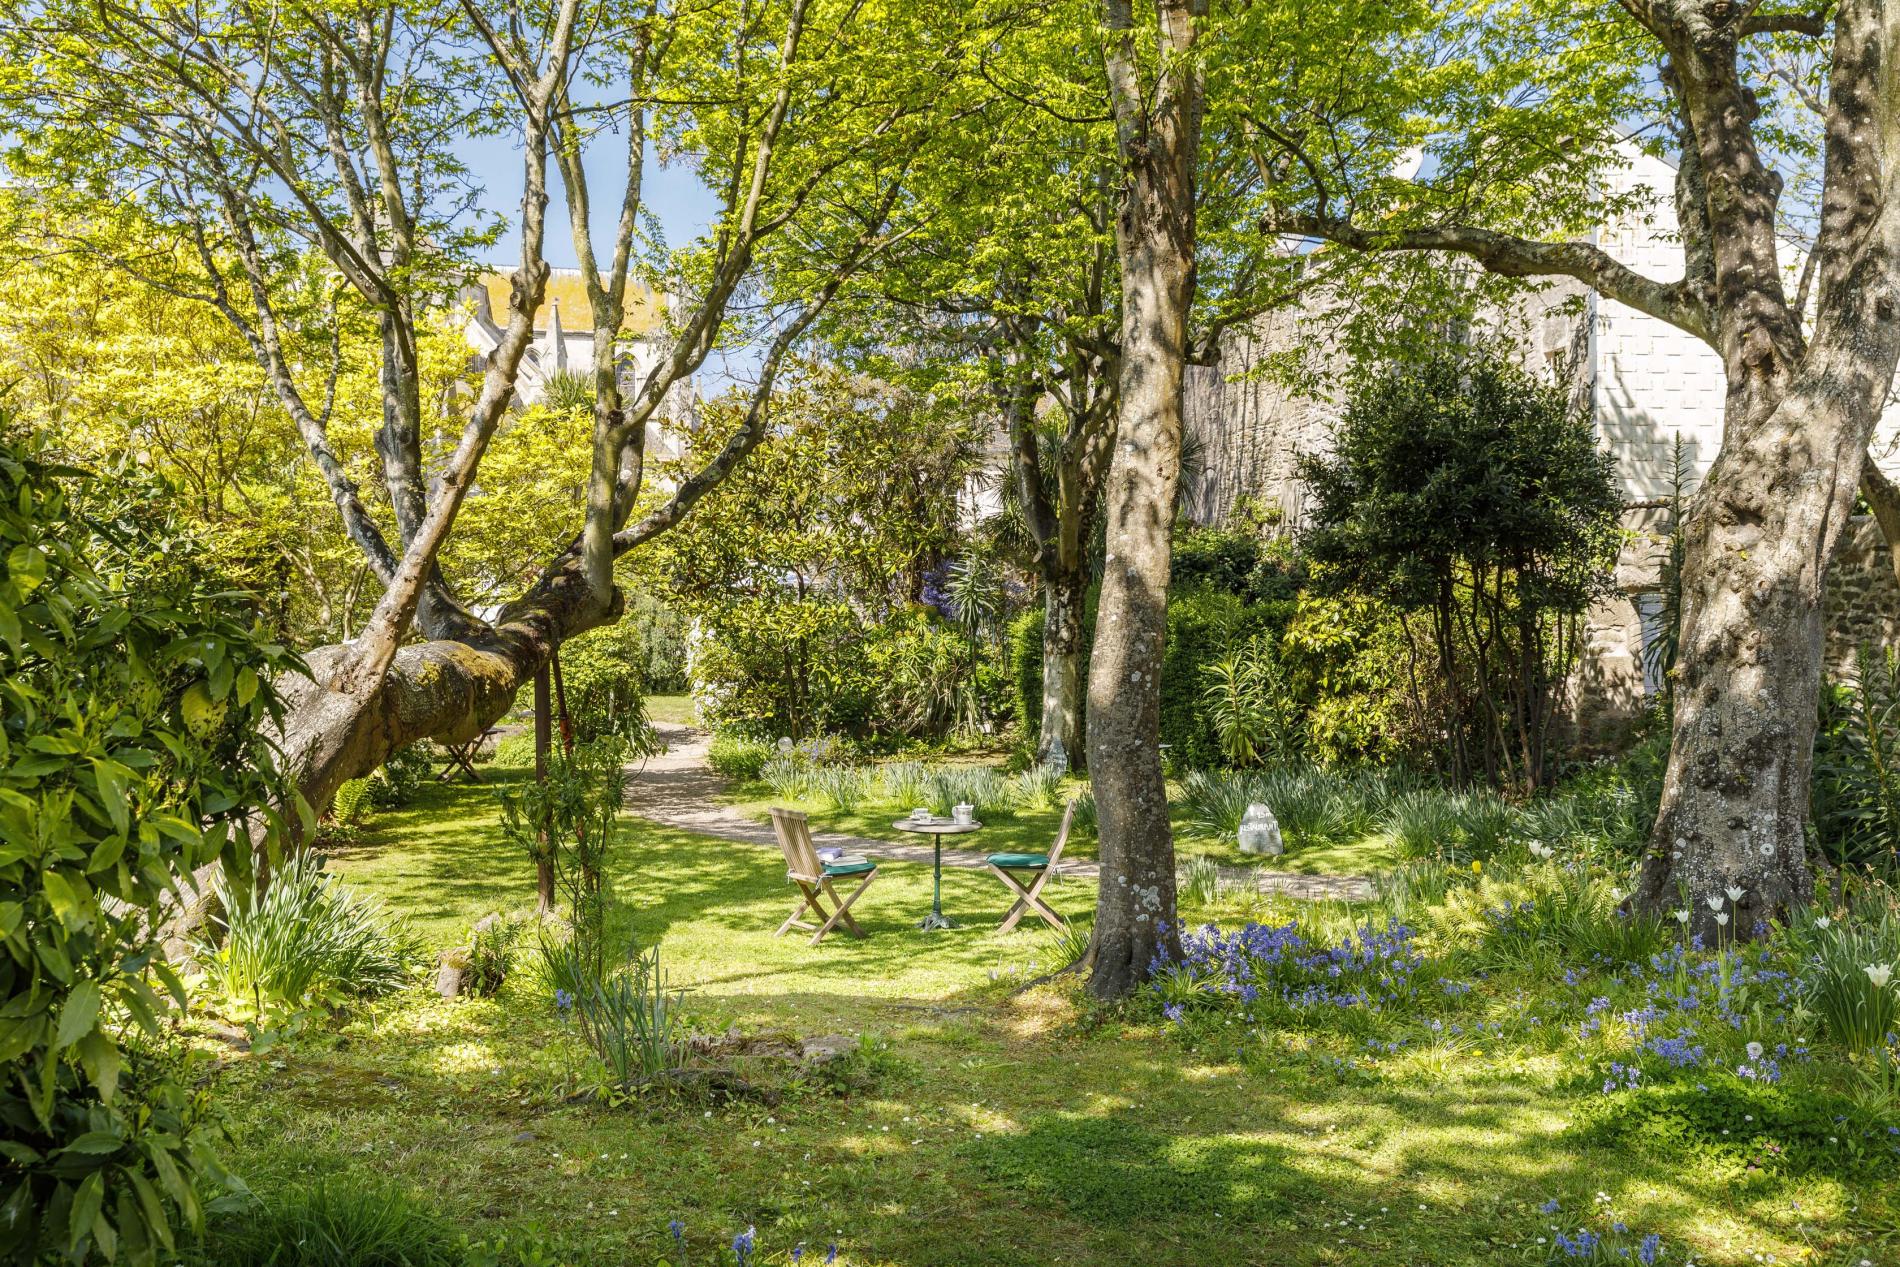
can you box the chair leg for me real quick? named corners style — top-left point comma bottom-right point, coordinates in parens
top-left (777, 882), bottom-right (829, 937)
top-left (991, 865), bottom-right (1065, 933)
top-left (812, 869), bottom-right (878, 945)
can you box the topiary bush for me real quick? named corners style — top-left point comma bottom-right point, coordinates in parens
top-left (0, 432), bottom-right (304, 1262)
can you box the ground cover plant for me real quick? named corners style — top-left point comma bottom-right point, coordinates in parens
top-left (163, 773), bottom-right (1896, 1266)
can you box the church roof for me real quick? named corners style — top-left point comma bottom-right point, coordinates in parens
top-left (476, 268), bottom-right (662, 336)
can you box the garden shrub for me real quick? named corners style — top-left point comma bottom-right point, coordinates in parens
top-left (491, 732), bottom-right (537, 769)
top-left (557, 619), bottom-right (668, 744)
top-left (707, 734), bottom-right (773, 782)
top-left (1177, 763), bottom-right (1379, 850)
top-left (1299, 347), bottom-right (1621, 790)
top-left (366, 741), bottom-right (434, 809)
top-left (198, 855), bottom-right (420, 1017)
top-left (1811, 644), bottom-right (1900, 867)
top-left (0, 434), bottom-right (302, 1263)
top-left (1277, 585), bottom-right (1421, 764)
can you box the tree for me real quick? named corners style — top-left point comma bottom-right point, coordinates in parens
top-left (5, 0), bottom-right (973, 859)
top-left (1254, 0), bottom-right (1900, 936)
top-left (1083, 0), bottom-right (1206, 1000)
top-left (1300, 350), bottom-right (1622, 792)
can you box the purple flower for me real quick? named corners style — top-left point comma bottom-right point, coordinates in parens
top-left (825, 1244), bottom-right (839, 1264)
top-left (733, 1226), bottom-right (756, 1266)
top-left (555, 988), bottom-right (574, 1011)
top-left (1539, 1198), bottom-right (1560, 1214)
top-left (669, 1220), bottom-right (685, 1243)
top-left (1638, 1233), bottom-right (1661, 1265)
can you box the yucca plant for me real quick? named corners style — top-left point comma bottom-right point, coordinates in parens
top-left (879, 760), bottom-right (931, 809)
top-left (199, 855), bottom-right (418, 1015)
top-left (1009, 764), bottom-right (1063, 811)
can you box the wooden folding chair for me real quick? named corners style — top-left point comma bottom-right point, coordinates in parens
top-left (986, 799), bottom-right (1075, 933)
top-left (769, 808), bottom-right (880, 946)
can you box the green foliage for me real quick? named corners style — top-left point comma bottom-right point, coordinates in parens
top-left (557, 620), bottom-right (674, 747)
top-left (545, 940), bottom-right (687, 1095)
top-left (1300, 348), bottom-right (1621, 789)
top-left (197, 1179), bottom-right (470, 1267)
top-left (490, 733), bottom-right (537, 770)
top-left (0, 434), bottom-right (303, 1264)
top-left (461, 914), bottom-right (526, 1000)
top-left (1277, 585), bottom-right (1419, 764)
top-left (1178, 764), bottom-right (1384, 850)
top-left (1572, 1075), bottom-right (1900, 1180)
top-left (198, 856), bottom-right (419, 1017)
top-left (1381, 787), bottom-right (1516, 864)
top-left (367, 743), bottom-right (434, 810)
top-left (496, 740), bottom-right (627, 980)
top-left (331, 778), bottom-right (373, 828)
top-left (1415, 858), bottom-right (1665, 972)
top-left (1785, 903), bottom-right (1900, 1055)
top-left (706, 734), bottom-right (773, 783)
top-left (1811, 645), bottom-right (1900, 868)
top-left (1200, 635), bottom-right (1301, 767)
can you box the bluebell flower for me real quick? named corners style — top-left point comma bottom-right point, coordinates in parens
top-left (1638, 1233), bottom-right (1662, 1265)
top-left (1539, 1197), bottom-right (1560, 1214)
top-left (669, 1220), bottom-right (685, 1243)
top-left (825, 1244), bottom-right (839, 1264)
top-left (792, 1245), bottom-right (805, 1263)
top-left (733, 1226), bottom-right (756, 1266)
top-left (555, 988), bottom-right (574, 1011)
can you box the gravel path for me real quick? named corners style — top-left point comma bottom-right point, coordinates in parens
top-left (626, 723), bottom-right (1374, 903)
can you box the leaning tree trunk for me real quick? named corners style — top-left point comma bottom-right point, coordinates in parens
top-left (1039, 562), bottom-right (1088, 765)
top-left (1086, 0), bottom-right (1201, 1001)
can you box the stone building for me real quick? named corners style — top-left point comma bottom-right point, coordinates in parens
top-left (1179, 144), bottom-right (1900, 738)
top-left (462, 268), bottom-right (695, 463)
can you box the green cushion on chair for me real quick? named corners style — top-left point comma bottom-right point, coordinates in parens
top-left (823, 860), bottom-right (877, 877)
top-left (987, 852), bottom-right (1049, 869)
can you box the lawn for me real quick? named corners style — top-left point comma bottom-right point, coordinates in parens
top-left (191, 771), bottom-right (1896, 1267)
top-left (719, 780), bottom-right (1398, 877)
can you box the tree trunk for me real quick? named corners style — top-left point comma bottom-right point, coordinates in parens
top-left (1860, 454), bottom-right (1900, 591)
top-left (1636, 361), bottom-right (1892, 938)
top-left (1039, 564), bottom-right (1087, 764)
top-left (1086, 0), bottom-right (1202, 1001)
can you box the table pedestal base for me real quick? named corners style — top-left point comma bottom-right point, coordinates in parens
top-left (918, 910), bottom-right (960, 932)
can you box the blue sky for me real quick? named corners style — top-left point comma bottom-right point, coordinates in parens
top-left (459, 133), bottom-right (719, 271)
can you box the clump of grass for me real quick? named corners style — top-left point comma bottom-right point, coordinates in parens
top-left (199, 854), bottom-right (418, 1014)
top-left (1181, 854), bottom-right (1227, 906)
top-left (1792, 903), bottom-right (1900, 1054)
top-left (199, 1179), bottom-right (466, 1267)
top-left (1381, 786), bottom-right (1517, 863)
top-left (1009, 764), bottom-right (1063, 811)
top-left (1179, 764), bottom-right (1373, 849)
top-left (879, 760), bottom-right (931, 808)
top-left (761, 753), bottom-right (816, 802)
top-left (927, 766), bottom-right (1008, 816)
top-left (813, 764), bottom-right (870, 812)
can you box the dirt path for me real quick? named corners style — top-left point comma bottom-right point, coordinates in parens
top-left (626, 722), bottom-right (1375, 902)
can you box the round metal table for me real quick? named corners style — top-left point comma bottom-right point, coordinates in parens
top-left (892, 817), bottom-right (981, 930)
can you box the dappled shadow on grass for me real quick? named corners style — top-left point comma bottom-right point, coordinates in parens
top-left (285, 777), bottom-right (1869, 1266)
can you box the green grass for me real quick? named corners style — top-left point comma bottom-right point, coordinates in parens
top-left (725, 776), bottom-right (1395, 876)
top-left (194, 776), bottom-right (1892, 1267)
top-left (646, 694), bottom-right (698, 727)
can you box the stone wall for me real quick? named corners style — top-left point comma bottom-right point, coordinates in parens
top-left (1569, 513), bottom-right (1900, 745)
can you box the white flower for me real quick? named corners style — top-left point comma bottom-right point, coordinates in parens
top-left (1674, 909), bottom-right (1690, 924)
top-left (1726, 885), bottom-right (1745, 904)
top-left (1746, 1041), bottom-right (1763, 1060)
top-left (1715, 912), bottom-right (1729, 926)
top-left (1815, 916), bottom-right (1831, 929)
top-left (1706, 895), bottom-right (1725, 912)
top-left (1611, 887), bottom-right (1626, 903)
top-left (1867, 963), bottom-right (1894, 990)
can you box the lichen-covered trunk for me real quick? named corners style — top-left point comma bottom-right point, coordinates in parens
top-left (1088, 0), bottom-right (1200, 1001)
top-left (1637, 365), bottom-right (1890, 938)
top-left (1039, 566), bottom-right (1087, 766)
